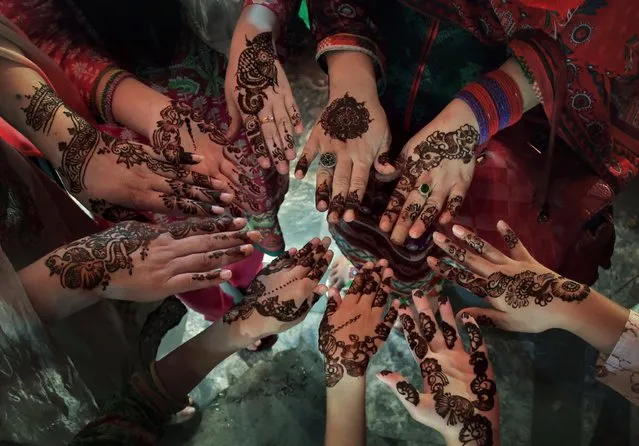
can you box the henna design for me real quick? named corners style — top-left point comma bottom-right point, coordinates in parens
top-left (166, 216), bottom-right (233, 239)
top-left (380, 370), bottom-right (392, 376)
top-left (402, 202), bottom-right (422, 222)
top-left (245, 115), bottom-right (270, 160)
top-left (446, 239), bottom-right (467, 263)
top-left (320, 93), bottom-right (372, 142)
top-left (45, 222), bottom-right (161, 290)
top-left (446, 195), bottom-right (464, 217)
top-left (419, 313), bottom-right (437, 342)
top-left (420, 205), bottom-right (439, 228)
top-left (236, 32), bottom-right (278, 115)
top-left (21, 83), bottom-right (63, 134)
top-left (192, 271), bottom-right (222, 281)
top-left (58, 111), bottom-right (100, 193)
top-left (440, 321), bottom-right (458, 349)
top-left (459, 414), bottom-right (493, 446)
top-left (503, 229), bottom-right (519, 249)
top-left (421, 357), bottom-right (450, 392)
top-left (406, 328), bottom-right (429, 359)
top-left (328, 193), bottom-right (346, 216)
top-left (160, 181), bottom-right (211, 215)
top-left (377, 152), bottom-right (391, 166)
top-left (469, 351), bottom-right (496, 411)
top-left (476, 315), bottom-right (496, 328)
top-left (463, 233), bottom-right (485, 254)
top-left (434, 391), bottom-right (475, 426)
top-left (308, 256), bottom-right (330, 281)
top-left (372, 286), bottom-right (389, 308)
top-left (316, 180), bottom-right (331, 206)
top-left (208, 246), bottom-right (245, 259)
top-left (284, 127), bottom-right (295, 152)
top-left (438, 294), bottom-right (449, 305)
top-left (345, 191), bottom-right (360, 212)
top-left (291, 110), bottom-right (302, 127)
top-left (295, 154), bottom-right (309, 175)
top-left (464, 322), bottom-right (483, 353)
top-left (271, 139), bottom-right (287, 163)
top-left (397, 381), bottom-right (420, 406)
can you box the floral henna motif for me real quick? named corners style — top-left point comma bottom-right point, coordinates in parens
top-left (45, 222), bottom-right (162, 290)
top-left (316, 180), bottom-right (330, 206)
top-left (192, 271), bottom-right (222, 281)
top-left (445, 239), bottom-right (467, 263)
top-left (88, 199), bottom-right (144, 223)
top-left (320, 93), bottom-right (372, 142)
top-left (476, 315), bottom-right (496, 328)
top-left (469, 351), bottom-right (496, 411)
top-left (459, 414), bottom-right (493, 446)
top-left (236, 32), bottom-right (278, 115)
top-left (345, 191), bottom-right (360, 212)
top-left (419, 313), bottom-right (437, 342)
top-left (503, 229), bottom-right (519, 249)
top-left (463, 233), bottom-right (485, 254)
top-left (420, 205), bottom-right (439, 228)
top-left (464, 322), bottom-right (484, 353)
top-left (434, 392), bottom-right (475, 426)
top-left (21, 83), bottom-right (64, 134)
top-left (166, 216), bottom-right (234, 239)
top-left (421, 358), bottom-right (450, 392)
top-left (397, 381), bottom-right (420, 406)
top-left (440, 321), bottom-right (458, 349)
top-left (402, 202), bottom-right (422, 222)
top-left (446, 195), bottom-right (464, 217)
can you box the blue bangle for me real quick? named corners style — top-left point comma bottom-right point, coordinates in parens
top-left (477, 76), bottom-right (510, 131)
top-left (455, 90), bottom-right (489, 146)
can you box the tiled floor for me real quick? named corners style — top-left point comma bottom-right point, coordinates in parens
top-left (159, 20), bottom-right (639, 446)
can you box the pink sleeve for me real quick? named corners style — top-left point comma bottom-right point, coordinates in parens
top-left (595, 309), bottom-right (639, 405)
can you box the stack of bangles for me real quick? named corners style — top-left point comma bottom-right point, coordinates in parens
top-left (455, 70), bottom-right (524, 146)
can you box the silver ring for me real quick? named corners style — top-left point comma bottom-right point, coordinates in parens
top-left (319, 152), bottom-right (337, 169)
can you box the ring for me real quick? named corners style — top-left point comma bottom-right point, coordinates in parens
top-left (418, 183), bottom-right (431, 197)
top-left (260, 115), bottom-right (275, 124)
top-left (319, 152), bottom-right (337, 169)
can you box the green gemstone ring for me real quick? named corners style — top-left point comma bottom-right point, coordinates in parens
top-left (418, 183), bottom-right (431, 197)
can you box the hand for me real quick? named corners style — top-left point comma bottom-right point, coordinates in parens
top-left (225, 24), bottom-right (302, 174)
top-left (23, 216), bottom-right (260, 302)
top-left (296, 71), bottom-right (393, 223)
top-left (427, 221), bottom-right (592, 333)
top-left (319, 260), bottom-right (399, 387)
top-left (379, 102), bottom-right (480, 245)
top-left (378, 292), bottom-right (500, 446)
top-left (223, 237), bottom-right (333, 340)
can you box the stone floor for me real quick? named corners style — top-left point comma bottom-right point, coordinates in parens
top-left (159, 20), bottom-right (639, 446)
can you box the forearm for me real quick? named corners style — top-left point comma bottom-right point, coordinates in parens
top-left (498, 57), bottom-right (539, 113)
top-left (561, 289), bottom-right (630, 355)
top-left (324, 379), bottom-right (367, 446)
top-left (18, 261), bottom-right (98, 323)
top-left (155, 320), bottom-right (254, 400)
top-left (326, 51), bottom-right (376, 88)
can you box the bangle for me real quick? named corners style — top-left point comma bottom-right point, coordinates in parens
top-left (98, 69), bottom-right (134, 123)
top-left (455, 90), bottom-right (490, 146)
top-left (487, 70), bottom-right (524, 125)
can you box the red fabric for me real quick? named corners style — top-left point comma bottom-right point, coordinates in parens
top-left (1, 0), bottom-right (117, 112)
top-left (178, 249), bottom-right (264, 321)
top-left (518, 0), bottom-right (583, 12)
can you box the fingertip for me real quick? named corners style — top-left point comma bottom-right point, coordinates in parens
top-left (343, 210), bottom-right (355, 222)
top-left (246, 230), bottom-right (264, 243)
top-left (496, 220), bottom-right (509, 232)
top-left (220, 192), bottom-right (234, 202)
top-left (452, 225), bottom-right (465, 237)
top-left (211, 205), bottom-right (225, 214)
top-left (220, 269), bottom-right (233, 280)
top-left (233, 217), bottom-right (247, 228)
top-left (259, 158), bottom-right (271, 169)
top-left (317, 201), bottom-right (328, 212)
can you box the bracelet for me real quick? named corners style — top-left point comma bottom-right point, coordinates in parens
top-left (487, 70), bottom-right (524, 125)
top-left (455, 90), bottom-right (490, 146)
top-left (98, 69), bottom-right (134, 123)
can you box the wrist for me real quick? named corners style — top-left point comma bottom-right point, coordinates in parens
top-left (327, 375), bottom-right (366, 394)
top-left (327, 52), bottom-right (377, 89)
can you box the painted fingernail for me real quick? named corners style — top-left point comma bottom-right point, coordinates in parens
top-left (211, 205), bottom-right (225, 214)
top-left (240, 244), bottom-right (254, 254)
top-left (179, 151), bottom-right (204, 165)
top-left (246, 230), bottom-right (263, 242)
top-left (433, 232), bottom-right (446, 242)
top-left (452, 225), bottom-right (464, 237)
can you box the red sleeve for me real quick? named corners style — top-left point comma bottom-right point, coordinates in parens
top-left (307, 0), bottom-right (385, 86)
top-left (0, 0), bottom-right (118, 115)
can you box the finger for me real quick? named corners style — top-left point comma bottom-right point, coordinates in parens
top-left (166, 267), bottom-right (233, 293)
top-left (391, 189), bottom-right (426, 244)
top-left (110, 138), bottom-right (204, 167)
top-left (456, 307), bottom-right (508, 331)
top-left (164, 216), bottom-right (246, 239)
top-left (343, 158), bottom-right (371, 223)
top-left (171, 244), bottom-right (254, 275)
top-left (243, 114), bottom-right (271, 169)
top-left (379, 172), bottom-right (413, 232)
top-left (169, 229), bottom-right (262, 256)
top-left (285, 94), bottom-right (303, 134)
top-left (278, 116), bottom-right (297, 161)
top-left (381, 298), bottom-right (400, 334)
top-left (358, 260), bottom-right (386, 308)
top-left (307, 284), bottom-right (328, 308)
top-left (439, 190), bottom-right (466, 225)
top-left (328, 148), bottom-right (352, 224)
top-left (411, 289), bottom-right (445, 352)
top-left (144, 191), bottom-right (223, 217)
top-left (295, 125), bottom-right (321, 179)
top-left (315, 160), bottom-right (333, 212)
top-left (437, 296), bottom-right (463, 351)
top-left (327, 287), bottom-right (343, 310)
top-left (411, 186), bottom-right (447, 238)
top-left (300, 236), bottom-right (332, 276)
top-left (225, 87), bottom-right (242, 140)
top-left (431, 232), bottom-right (497, 278)
top-left (427, 257), bottom-right (490, 299)
top-left (307, 248), bottom-right (334, 282)
top-left (153, 179), bottom-right (233, 209)
top-left (458, 312), bottom-right (488, 355)
top-left (186, 171), bottom-right (235, 196)
top-left (497, 220), bottom-right (532, 261)
top-left (343, 261), bottom-right (375, 305)
top-left (452, 224), bottom-right (510, 265)
top-left (371, 267), bottom-right (393, 310)
top-left (292, 238), bottom-right (320, 264)
top-left (376, 371), bottom-right (428, 418)
top-left (373, 128), bottom-right (396, 176)
top-left (398, 303), bottom-right (430, 362)
top-left (258, 109), bottom-right (288, 174)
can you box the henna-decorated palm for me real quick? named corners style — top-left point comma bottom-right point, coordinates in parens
top-left (29, 216), bottom-right (259, 302)
top-left (427, 221), bottom-right (592, 333)
top-left (225, 27), bottom-right (302, 175)
top-left (380, 122), bottom-right (479, 245)
top-left (378, 292), bottom-right (500, 446)
top-left (223, 237), bottom-right (333, 340)
top-left (319, 260), bottom-right (399, 387)
top-left (296, 86), bottom-right (393, 224)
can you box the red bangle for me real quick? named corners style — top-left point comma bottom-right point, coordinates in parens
top-left (487, 70), bottom-right (524, 126)
top-left (464, 82), bottom-right (499, 139)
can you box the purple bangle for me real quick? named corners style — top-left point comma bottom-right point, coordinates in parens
top-left (477, 76), bottom-right (510, 131)
top-left (455, 90), bottom-right (489, 146)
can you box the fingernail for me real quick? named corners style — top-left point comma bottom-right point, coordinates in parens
top-left (240, 244), bottom-right (253, 254)
top-left (211, 205), bottom-right (225, 214)
top-left (246, 230), bottom-right (263, 242)
top-left (433, 232), bottom-right (446, 242)
top-left (233, 218), bottom-right (247, 227)
top-left (220, 193), bottom-right (234, 202)
top-left (220, 269), bottom-right (233, 280)
top-left (452, 225), bottom-right (464, 237)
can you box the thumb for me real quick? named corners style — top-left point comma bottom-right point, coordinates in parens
top-left (376, 370), bottom-right (423, 415)
top-left (456, 307), bottom-right (507, 330)
top-left (373, 128), bottom-right (397, 178)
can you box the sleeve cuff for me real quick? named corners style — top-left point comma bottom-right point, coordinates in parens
top-left (316, 34), bottom-right (386, 92)
top-left (595, 309), bottom-right (639, 405)
top-left (242, 0), bottom-right (295, 30)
